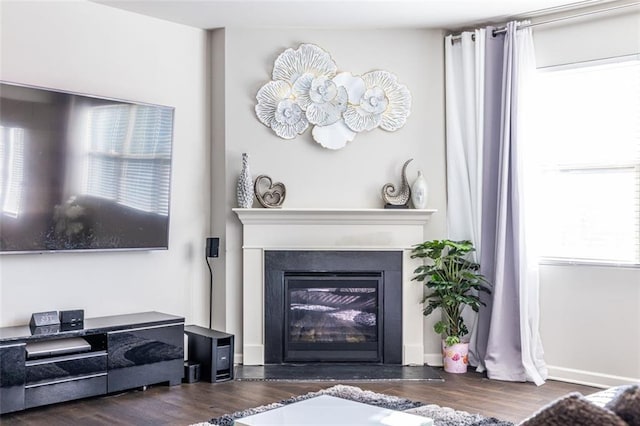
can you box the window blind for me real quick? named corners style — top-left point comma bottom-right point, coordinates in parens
top-left (86, 105), bottom-right (172, 216)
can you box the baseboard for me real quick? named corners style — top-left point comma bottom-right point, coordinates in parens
top-left (546, 365), bottom-right (640, 389)
top-left (422, 355), bottom-right (638, 388)
top-left (424, 353), bottom-right (443, 367)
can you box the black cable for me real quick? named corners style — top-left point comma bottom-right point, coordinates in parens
top-left (206, 256), bottom-right (213, 329)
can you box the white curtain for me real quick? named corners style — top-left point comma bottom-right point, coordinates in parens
top-left (511, 22), bottom-right (548, 386)
top-left (444, 30), bottom-right (485, 367)
top-left (445, 30), bottom-right (485, 249)
top-left (444, 22), bottom-right (547, 385)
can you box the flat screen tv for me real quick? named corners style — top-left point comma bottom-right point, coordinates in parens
top-left (0, 81), bottom-right (174, 254)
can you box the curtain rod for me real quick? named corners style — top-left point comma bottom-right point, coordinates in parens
top-left (450, 1), bottom-right (640, 41)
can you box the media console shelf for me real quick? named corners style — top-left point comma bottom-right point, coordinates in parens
top-left (0, 311), bottom-right (184, 414)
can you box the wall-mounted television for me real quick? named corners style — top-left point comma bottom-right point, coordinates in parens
top-left (0, 81), bottom-right (174, 254)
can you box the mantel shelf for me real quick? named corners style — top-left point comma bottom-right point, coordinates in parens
top-left (232, 208), bottom-right (437, 226)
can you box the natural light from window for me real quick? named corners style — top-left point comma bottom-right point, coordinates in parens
top-left (528, 57), bottom-right (640, 265)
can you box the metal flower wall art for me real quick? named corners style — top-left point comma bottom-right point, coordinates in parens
top-left (255, 44), bottom-right (412, 150)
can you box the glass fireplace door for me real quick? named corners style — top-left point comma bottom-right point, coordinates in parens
top-left (283, 273), bottom-right (383, 363)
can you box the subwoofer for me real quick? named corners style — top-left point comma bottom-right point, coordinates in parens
top-left (184, 325), bottom-right (234, 383)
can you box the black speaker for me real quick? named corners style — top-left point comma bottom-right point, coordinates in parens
top-left (184, 325), bottom-right (234, 383)
top-left (206, 237), bottom-right (219, 258)
top-left (183, 361), bottom-right (201, 383)
top-left (60, 309), bottom-right (84, 324)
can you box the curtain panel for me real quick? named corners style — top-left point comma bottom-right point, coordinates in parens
top-left (444, 22), bottom-right (547, 385)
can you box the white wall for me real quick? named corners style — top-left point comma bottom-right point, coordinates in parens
top-left (210, 28), bottom-right (448, 360)
top-left (0, 2), bottom-right (210, 327)
top-left (539, 265), bottom-right (640, 386)
top-left (533, 6), bottom-right (640, 387)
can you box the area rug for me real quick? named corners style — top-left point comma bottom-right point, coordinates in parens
top-left (191, 384), bottom-right (514, 426)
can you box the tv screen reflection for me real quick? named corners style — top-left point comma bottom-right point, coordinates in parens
top-left (0, 82), bottom-right (174, 253)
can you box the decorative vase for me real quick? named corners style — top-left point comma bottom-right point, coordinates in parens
top-left (411, 171), bottom-right (428, 209)
top-left (442, 341), bottom-right (469, 374)
top-left (236, 153), bottom-right (254, 208)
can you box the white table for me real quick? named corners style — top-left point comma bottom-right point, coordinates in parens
top-left (233, 395), bottom-right (434, 426)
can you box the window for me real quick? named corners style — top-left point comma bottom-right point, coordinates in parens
top-left (85, 104), bottom-right (172, 215)
top-left (529, 57), bottom-right (640, 265)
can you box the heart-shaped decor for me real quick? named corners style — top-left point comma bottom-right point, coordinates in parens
top-left (254, 175), bottom-right (286, 208)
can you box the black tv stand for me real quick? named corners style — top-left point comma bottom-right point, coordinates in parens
top-left (0, 311), bottom-right (184, 414)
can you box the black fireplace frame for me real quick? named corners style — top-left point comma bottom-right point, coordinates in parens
top-left (264, 250), bottom-right (402, 364)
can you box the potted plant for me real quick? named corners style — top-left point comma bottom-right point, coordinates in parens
top-left (411, 239), bottom-right (491, 373)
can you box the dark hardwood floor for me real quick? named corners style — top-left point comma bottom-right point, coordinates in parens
top-left (1, 369), bottom-right (600, 425)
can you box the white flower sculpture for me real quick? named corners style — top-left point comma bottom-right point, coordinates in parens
top-left (255, 80), bottom-right (308, 139)
top-left (294, 75), bottom-right (348, 126)
top-left (255, 43), bottom-right (411, 150)
top-left (343, 70), bottom-right (412, 133)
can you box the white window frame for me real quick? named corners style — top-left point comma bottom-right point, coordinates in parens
top-left (530, 54), bottom-right (640, 268)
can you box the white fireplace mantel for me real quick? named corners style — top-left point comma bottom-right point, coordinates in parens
top-left (233, 208), bottom-right (437, 225)
top-left (233, 208), bottom-right (436, 250)
top-left (233, 207), bottom-right (436, 366)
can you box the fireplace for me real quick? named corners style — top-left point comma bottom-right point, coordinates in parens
top-left (264, 250), bottom-right (402, 364)
top-left (233, 208), bottom-right (435, 366)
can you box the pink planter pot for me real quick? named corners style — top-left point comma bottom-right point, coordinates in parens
top-left (442, 341), bottom-right (469, 373)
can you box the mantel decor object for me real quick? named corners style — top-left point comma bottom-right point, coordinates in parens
top-left (255, 43), bottom-right (412, 150)
top-left (236, 153), bottom-right (254, 208)
top-left (254, 175), bottom-right (286, 208)
top-left (411, 171), bottom-right (428, 209)
top-left (382, 159), bottom-right (412, 208)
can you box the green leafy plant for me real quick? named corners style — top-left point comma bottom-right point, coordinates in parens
top-left (411, 239), bottom-right (491, 346)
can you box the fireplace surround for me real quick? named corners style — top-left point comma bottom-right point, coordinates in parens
top-left (264, 250), bottom-right (403, 364)
top-left (234, 208), bottom-right (436, 366)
